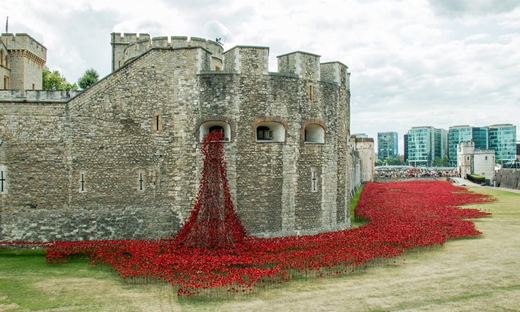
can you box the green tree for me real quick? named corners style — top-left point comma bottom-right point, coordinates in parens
top-left (42, 67), bottom-right (78, 91)
top-left (442, 155), bottom-right (449, 167)
top-left (77, 68), bottom-right (99, 89)
top-left (375, 159), bottom-right (383, 166)
top-left (384, 157), bottom-right (401, 166)
top-left (433, 156), bottom-right (449, 167)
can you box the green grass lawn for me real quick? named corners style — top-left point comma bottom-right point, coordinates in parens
top-left (1, 249), bottom-right (105, 311)
top-left (350, 184), bottom-right (368, 227)
top-left (0, 249), bottom-right (176, 311)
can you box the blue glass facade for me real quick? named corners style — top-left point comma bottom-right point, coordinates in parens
top-left (489, 124), bottom-right (517, 164)
top-left (377, 132), bottom-right (398, 161)
top-left (472, 127), bottom-right (489, 150)
top-left (404, 126), bottom-right (447, 167)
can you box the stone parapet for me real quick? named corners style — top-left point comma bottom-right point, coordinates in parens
top-left (0, 90), bottom-right (81, 102)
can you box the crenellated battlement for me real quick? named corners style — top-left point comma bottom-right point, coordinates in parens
top-left (111, 33), bottom-right (151, 44)
top-left (278, 51), bottom-right (321, 81)
top-left (223, 46), bottom-right (270, 74)
top-left (110, 33), bottom-right (350, 89)
top-left (111, 33), bottom-right (224, 71)
top-left (0, 33), bottom-right (47, 62)
top-left (320, 61), bottom-right (350, 88)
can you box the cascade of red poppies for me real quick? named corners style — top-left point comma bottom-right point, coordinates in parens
top-left (172, 131), bottom-right (247, 250)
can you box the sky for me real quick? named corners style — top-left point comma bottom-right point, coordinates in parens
top-left (2, 0), bottom-right (519, 154)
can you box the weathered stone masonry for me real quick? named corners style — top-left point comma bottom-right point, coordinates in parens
top-left (0, 33), bottom-right (351, 241)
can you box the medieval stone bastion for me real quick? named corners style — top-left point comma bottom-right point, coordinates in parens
top-left (0, 33), bottom-right (353, 241)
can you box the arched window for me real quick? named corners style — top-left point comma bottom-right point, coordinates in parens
top-left (257, 126), bottom-right (272, 140)
top-left (256, 122), bottom-right (285, 142)
top-left (304, 124), bottom-right (325, 143)
top-left (199, 121), bottom-right (231, 142)
top-left (209, 125), bottom-right (224, 133)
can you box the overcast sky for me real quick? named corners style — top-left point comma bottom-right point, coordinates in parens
top-left (2, 0), bottom-right (519, 153)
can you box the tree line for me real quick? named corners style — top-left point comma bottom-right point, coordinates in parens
top-left (375, 156), bottom-right (450, 167)
top-left (42, 68), bottom-right (99, 91)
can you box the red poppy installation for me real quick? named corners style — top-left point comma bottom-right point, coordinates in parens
top-left (4, 132), bottom-right (494, 297)
top-left (172, 131), bottom-right (246, 250)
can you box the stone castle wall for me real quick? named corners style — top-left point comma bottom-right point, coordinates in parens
top-left (0, 37), bottom-right (351, 241)
top-left (494, 169), bottom-right (520, 190)
top-left (0, 101), bottom-right (69, 240)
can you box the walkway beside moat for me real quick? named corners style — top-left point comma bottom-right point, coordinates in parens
top-left (451, 177), bottom-right (520, 194)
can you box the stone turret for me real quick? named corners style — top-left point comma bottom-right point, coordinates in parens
top-left (111, 33), bottom-right (150, 71)
top-left (111, 33), bottom-right (224, 72)
top-left (0, 33), bottom-right (47, 91)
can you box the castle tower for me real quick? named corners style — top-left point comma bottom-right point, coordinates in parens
top-left (0, 33), bottom-right (46, 91)
top-left (110, 33), bottom-right (150, 72)
top-left (350, 135), bottom-right (375, 182)
top-left (0, 38), bottom-right (9, 89)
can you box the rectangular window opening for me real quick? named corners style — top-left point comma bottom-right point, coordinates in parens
top-left (138, 172), bottom-right (144, 191)
top-left (311, 167), bottom-right (318, 192)
top-left (79, 172), bottom-right (86, 193)
top-left (153, 113), bottom-right (162, 133)
top-left (0, 168), bottom-right (6, 194)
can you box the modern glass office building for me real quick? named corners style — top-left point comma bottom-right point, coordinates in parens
top-left (377, 132), bottom-right (398, 161)
top-left (447, 124), bottom-right (515, 166)
top-left (489, 124), bottom-right (517, 164)
top-left (404, 126), bottom-right (447, 167)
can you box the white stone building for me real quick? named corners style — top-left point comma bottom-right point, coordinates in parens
top-left (457, 141), bottom-right (495, 180)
